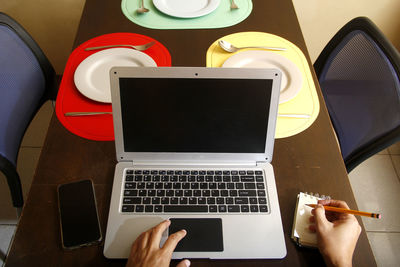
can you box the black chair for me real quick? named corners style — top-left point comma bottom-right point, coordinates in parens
top-left (0, 12), bottom-right (58, 214)
top-left (314, 17), bottom-right (400, 173)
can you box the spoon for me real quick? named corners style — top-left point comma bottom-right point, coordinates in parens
top-left (230, 0), bottom-right (239, 9)
top-left (218, 40), bottom-right (286, 53)
top-left (137, 0), bottom-right (149, 13)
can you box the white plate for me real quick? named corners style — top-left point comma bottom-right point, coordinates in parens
top-left (74, 48), bottom-right (157, 103)
top-left (222, 50), bottom-right (303, 103)
top-left (152, 0), bottom-right (220, 18)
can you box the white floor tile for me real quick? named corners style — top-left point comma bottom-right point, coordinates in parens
top-left (367, 232), bottom-right (400, 267)
top-left (391, 155), bottom-right (400, 182)
top-left (349, 155), bottom-right (400, 232)
top-left (388, 142), bottom-right (400, 155)
top-left (0, 225), bottom-right (16, 266)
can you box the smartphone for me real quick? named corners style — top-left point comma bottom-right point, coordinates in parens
top-left (57, 179), bottom-right (102, 249)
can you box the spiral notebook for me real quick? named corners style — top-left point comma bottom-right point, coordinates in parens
top-left (291, 192), bottom-right (324, 247)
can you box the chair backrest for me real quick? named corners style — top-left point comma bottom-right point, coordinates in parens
top-left (0, 12), bottom-right (56, 166)
top-left (314, 17), bottom-right (400, 172)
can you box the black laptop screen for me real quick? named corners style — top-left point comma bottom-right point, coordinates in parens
top-left (119, 77), bottom-right (272, 153)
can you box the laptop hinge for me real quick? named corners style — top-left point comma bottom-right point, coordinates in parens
top-left (128, 161), bottom-right (258, 167)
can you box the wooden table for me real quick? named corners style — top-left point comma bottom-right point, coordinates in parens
top-left (6, 0), bottom-right (376, 266)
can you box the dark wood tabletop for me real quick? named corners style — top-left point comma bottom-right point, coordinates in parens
top-left (6, 0), bottom-right (376, 266)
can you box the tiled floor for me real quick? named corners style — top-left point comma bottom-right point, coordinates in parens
top-left (0, 1), bottom-right (399, 267)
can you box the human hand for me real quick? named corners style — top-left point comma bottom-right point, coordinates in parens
top-left (309, 199), bottom-right (361, 267)
top-left (126, 220), bottom-right (190, 267)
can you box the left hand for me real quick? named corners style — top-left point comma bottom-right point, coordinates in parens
top-left (126, 220), bottom-right (190, 267)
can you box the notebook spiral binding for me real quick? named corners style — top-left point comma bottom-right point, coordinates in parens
top-left (304, 192), bottom-right (331, 200)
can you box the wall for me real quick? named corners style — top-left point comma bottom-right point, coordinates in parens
top-left (292, 0), bottom-right (400, 62)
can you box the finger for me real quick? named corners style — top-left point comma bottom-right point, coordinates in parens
top-left (138, 231), bottom-right (151, 250)
top-left (318, 199), bottom-right (350, 209)
top-left (314, 204), bottom-right (330, 230)
top-left (162, 229), bottom-right (187, 254)
top-left (176, 259), bottom-right (191, 267)
top-left (308, 224), bottom-right (316, 232)
top-left (149, 220), bottom-right (171, 249)
top-left (309, 215), bottom-right (315, 223)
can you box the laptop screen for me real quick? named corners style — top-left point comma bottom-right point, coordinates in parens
top-left (119, 77), bottom-right (272, 153)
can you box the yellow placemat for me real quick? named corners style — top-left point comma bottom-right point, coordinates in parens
top-left (206, 32), bottom-right (320, 138)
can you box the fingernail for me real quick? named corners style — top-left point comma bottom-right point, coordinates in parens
top-left (181, 229), bottom-right (187, 234)
top-left (183, 259), bottom-right (191, 267)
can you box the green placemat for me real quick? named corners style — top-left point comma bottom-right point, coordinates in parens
top-left (121, 0), bottom-right (253, 29)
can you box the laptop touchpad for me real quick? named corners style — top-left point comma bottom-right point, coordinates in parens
top-left (169, 218), bottom-right (223, 252)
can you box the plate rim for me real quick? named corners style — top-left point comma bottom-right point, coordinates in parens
top-left (222, 50), bottom-right (303, 103)
top-left (152, 0), bottom-right (221, 18)
top-left (74, 48), bottom-right (157, 103)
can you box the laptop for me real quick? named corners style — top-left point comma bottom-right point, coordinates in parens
top-left (104, 66), bottom-right (287, 259)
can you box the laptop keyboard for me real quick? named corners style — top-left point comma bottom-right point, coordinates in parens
top-left (121, 169), bottom-right (269, 214)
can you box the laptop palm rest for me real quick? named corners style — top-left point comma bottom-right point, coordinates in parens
top-left (170, 218), bottom-right (223, 252)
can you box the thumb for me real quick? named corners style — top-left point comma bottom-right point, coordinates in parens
top-left (314, 204), bottom-right (329, 230)
top-left (176, 259), bottom-right (191, 267)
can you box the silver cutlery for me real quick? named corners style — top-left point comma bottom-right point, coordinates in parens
top-left (230, 0), bottom-right (239, 9)
top-left (65, 112), bottom-right (112, 116)
top-left (84, 41), bottom-right (155, 51)
top-left (278, 114), bottom-right (310, 118)
top-left (218, 40), bottom-right (286, 53)
top-left (137, 0), bottom-right (149, 13)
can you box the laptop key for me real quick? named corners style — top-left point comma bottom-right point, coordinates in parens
top-left (161, 197), bottom-right (169, 204)
top-left (259, 198), bottom-right (267, 204)
top-left (228, 205), bottom-right (240, 212)
top-left (256, 176), bottom-right (264, 182)
top-left (249, 197), bottom-right (258, 204)
top-left (145, 205), bottom-right (153, 212)
top-left (219, 205), bottom-right (227, 212)
top-left (241, 205), bottom-right (250, 212)
top-left (260, 205), bottom-right (268, 212)
top-left (143, 197), bottom-right (151, 204)
top-left (209, 205), bottom-right (217, 212)
top-left (122, 205), bottom-right (134, 212)
top-left (155, 205), bottom-right (163, 212)
top-left (239, 190), bottom-right (257, 197)
top-left (235, 197), bottom-right (249, 205)
top-left (124, 190), bottom-right (136, 196)
top-left (245, 183), bottom-right (256, 189)
top-left (241, 176), bottom-right (255, 182)
top-left (164, 205), bottom-right (208, 212)
top-left (135, 205), bottom-right (144, 212)
top-left (250, 205), bottom-right (259, 212)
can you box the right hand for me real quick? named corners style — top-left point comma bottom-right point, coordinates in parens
top-left (309, 199), bottom-right (361, 267)
top-left (126, 220), bottom-right (190, 267)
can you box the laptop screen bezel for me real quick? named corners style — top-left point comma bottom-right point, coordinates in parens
top-left (110, 67), bottom-right (281, 163)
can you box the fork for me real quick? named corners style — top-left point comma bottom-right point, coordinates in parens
top-left (84, 41), bottom-right (155, 51)
top-left (230, 0), bottom-right (239, 9)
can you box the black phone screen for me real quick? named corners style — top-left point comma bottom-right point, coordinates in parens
top-left (58, 179), bottom-right (102, 249)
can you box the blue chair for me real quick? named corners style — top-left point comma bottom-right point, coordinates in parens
top-left (0, 12), bottom-right (57, 212)
top-left (314, 17), bottom-right (400, 173)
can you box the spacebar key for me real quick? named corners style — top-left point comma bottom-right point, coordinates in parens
top-left (164, 205), bottom-right (208, 212)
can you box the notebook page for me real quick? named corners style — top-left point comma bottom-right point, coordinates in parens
top-left (291, 192), bottom-right (321, 247)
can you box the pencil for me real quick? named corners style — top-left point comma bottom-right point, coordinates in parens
top-left (306, 204), bottom-right (381, 219)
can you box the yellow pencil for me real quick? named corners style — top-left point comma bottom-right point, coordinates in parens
top-left (306, 204), bottom-right (381, 219)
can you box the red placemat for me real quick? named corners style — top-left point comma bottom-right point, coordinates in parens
top-left (55, 33), bottom-right (171, 141)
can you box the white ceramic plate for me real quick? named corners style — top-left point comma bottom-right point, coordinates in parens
top-left (152, 0), bottom-right (220, 18)
top-left (222, 50), bottom-right (303, 103)
top-left (74, 48), bottom-right (157, 103)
